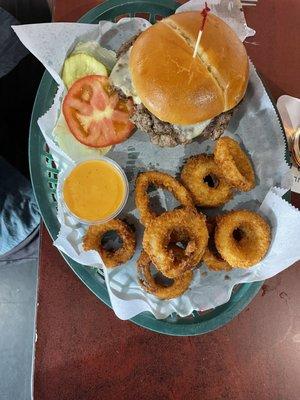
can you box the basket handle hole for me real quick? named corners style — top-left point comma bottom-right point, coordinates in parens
top-left (114, 13), bottom-right (130, 22)
top-left (134, 12), bottom-right (150, 20)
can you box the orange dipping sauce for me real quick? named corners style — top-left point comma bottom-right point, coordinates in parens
top-left (63, 159), bottom-right (127, 223)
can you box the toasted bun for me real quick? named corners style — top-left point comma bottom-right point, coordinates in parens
top-left (129, 12), bottom-right (249, 125)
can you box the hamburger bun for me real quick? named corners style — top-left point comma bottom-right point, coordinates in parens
top-left (129, 11), bottom-right (249, 125)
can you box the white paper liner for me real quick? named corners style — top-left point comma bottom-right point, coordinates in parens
top-left (13, 0), bottom-right (300, 321)
top-left (176, 0), bottom-right (256, 40)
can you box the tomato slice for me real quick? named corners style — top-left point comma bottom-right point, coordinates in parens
top-left (62, 75), bottom-right (135, 148)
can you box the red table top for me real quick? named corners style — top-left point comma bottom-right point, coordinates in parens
top-left (35, 1), bottom-right (300, 399)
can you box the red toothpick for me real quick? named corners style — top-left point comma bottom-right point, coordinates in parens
top-left (193, 2), bottom-right (211, 58)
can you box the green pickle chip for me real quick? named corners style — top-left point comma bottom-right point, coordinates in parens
top-left (62, 53), bottom-right (108, 88)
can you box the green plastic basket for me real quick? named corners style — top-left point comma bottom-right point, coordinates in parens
top-left (29, 0), bottom-right (267, 336)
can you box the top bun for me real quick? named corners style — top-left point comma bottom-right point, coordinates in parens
top-left (129, 11), bottom-right (249, 125)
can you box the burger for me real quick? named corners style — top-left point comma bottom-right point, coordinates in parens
top-left (109, 11), bottom-right (249, 147)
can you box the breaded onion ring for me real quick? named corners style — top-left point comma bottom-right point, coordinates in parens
top-left (135, 171), bottom-right (194, 226)
top-left (170, 230), bottom-right (196, 257)
top-left (143, 208), bottom-right (208, 278)
top-left (215, 210), bottom-right (271, 268)
top-left (202, 218), bottom-right (232, 271)
top-left (137, 250), bottom-right (193, 299)
top-left (181, 154), bottom-right (232, 207)
top-left (214, 137), bottom-right (255, 191)
top-left (83, 219), bottom-right (135, 268)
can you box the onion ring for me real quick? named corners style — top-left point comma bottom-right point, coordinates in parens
top-left (83, 219), bottom-right (135, 268)
top-left (215, 210), bottom-right (271, 268)
top-left (143, 208), bottom-right (208, 278)
top-left (202, 218), bottom-right (232, 271)
top-left (137, 250), bottom-right (193, 299)
top-left (214, 137), bottom-right (255, 191)
top-left (170, 230), bottom-right (197, 257)
top-left (181, 154), bottom-right (232, 207)
top-left (135, 171), bottom-right (194, 226)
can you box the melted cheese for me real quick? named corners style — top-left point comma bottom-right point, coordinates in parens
top-left (174, 120), bottom-right (211, 140)
top-left (109, 49), bottom-right (141, 104)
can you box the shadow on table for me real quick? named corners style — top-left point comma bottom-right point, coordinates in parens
top-left (0, 0), bottom-right (51, 178)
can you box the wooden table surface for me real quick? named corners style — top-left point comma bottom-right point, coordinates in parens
top-left (35, 1), bottom-right (300, 399)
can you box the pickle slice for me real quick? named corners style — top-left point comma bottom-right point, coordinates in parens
top-left (72, 42), bottom-right (117, 72)
top-left (62, 53), bottom-right (108, 88)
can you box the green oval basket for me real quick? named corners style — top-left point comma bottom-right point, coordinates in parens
top-left (29, 0), bottom-right (266, 336)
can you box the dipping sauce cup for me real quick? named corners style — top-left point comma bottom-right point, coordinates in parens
top-left (61, 157), bottom-right (128, 224)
